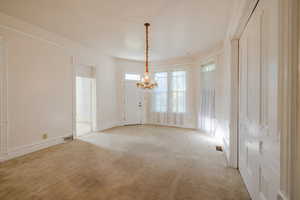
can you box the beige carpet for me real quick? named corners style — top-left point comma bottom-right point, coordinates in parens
top-left (0, 125), bottom-right (250, 200)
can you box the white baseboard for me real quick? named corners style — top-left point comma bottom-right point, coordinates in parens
top-left (0, 155), bottom-right (6, 162)
top-left (0, 136), bottom-right (66, 162)
top-left (145, 123), bottom-right (196, 129)
top-left (98, 121), bottom-right (121, 131)
top-left (97, 122), bottom-right (196, 131)
top-left (222, 137), bottom-right (230, 166)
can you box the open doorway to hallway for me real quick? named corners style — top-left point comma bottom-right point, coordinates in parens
top-left (75, 67), bottom-right (96, 137)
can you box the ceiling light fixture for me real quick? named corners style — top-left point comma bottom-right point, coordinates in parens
top-left (136, 23), bottom-right (157, 89)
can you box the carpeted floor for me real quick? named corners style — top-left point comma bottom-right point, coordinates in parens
top-left (0, 125), bottom-right (250, 200)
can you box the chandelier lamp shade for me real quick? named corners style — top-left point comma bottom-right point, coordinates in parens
top-left (136, 23), bottom-right (158, 89)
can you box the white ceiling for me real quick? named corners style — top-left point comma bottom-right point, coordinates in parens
top-left (0, 0), bottom-right (235, 61)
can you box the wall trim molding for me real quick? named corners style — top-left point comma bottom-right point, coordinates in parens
top-left (231, 0), bottom-right (259, 39)
top-left (222, 137), bottom-right (230, 166)
top-left (278, 191), bottom-right (289, 200)
top-left (278, 0), bottom-right (299, 199)
top-left (71, 56), bottom-right (77, 139)
top-left (0, 136), bottom-right (66, 162)
top-left (97, 121), bottom-right (121, 132)
top-left (227, 0), bottom-right (259, 169)
top-left (0, 24), bottom-right (64, 49)
top-left (229, 39), bottom-right (239, 168)
top-left (145, 123), bottom-right (196, 130)
top-left (0, 37), bottom-right (8, 158)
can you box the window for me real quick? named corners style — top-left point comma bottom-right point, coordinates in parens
top-left (125, 73), bottom-right (140, 81)
top-left (171, 71), bottom-right (186, 113)
top-left (153, 72), bottom-right (168, 112)
top-left (152, 71), bottom-right (186, 113)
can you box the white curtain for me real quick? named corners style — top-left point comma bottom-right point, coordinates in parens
top-left (148, 70), bottom-right (191, 127)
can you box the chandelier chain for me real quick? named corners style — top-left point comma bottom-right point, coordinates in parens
top-left (136, 23), bottom-right (157, 89)
top-left (145, 23), bottom-right (149, 73)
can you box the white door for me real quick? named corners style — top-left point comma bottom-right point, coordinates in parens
top-left (124, 80), bottom-right (143, 125)
top-left (238, 0), bottom-right (280, 199)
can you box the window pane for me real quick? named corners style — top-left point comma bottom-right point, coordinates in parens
top-left (178, 92), bottom-right (186, 113)
top-left (152, 71), bottom-right (187, 113)
top-left (153, 72), bottom-right (168, 112)
top-left (171, 71), bottom-right (186, 113)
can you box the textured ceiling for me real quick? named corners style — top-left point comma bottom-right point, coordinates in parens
top-left (0, 0), bottom-right (235, 61)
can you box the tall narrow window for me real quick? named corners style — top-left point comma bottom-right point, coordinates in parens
top-left (153, 72), bottom-right (168, 112)
top-left (171, 71), bottom-right (186, 113)
top-left (150, 70), bottom-right (188, 126)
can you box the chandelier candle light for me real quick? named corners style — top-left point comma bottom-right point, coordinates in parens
top-left (136, 23), bottom-right (158, 89)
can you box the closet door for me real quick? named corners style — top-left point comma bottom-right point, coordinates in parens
top-left (238, 0), bottom-right (280, 199)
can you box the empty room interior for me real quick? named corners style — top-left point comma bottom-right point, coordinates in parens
top-left (0, 0), bottom-right (299, 200)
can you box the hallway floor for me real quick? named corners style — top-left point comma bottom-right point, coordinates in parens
top-left (0, 125), bottom-right (250, 200)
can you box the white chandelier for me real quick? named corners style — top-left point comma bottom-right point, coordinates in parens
top-left (136, 23), bottom-right (158, 89)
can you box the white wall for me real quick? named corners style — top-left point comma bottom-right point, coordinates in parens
top-left (96, 56), bottom-right (119, 130)
top-left (3, 29), bottom-right (73, 150)
top-left (114, 57), bottom-right (197, 128)
top-left (193, 44), bottom-right (229, 146)
top-left (207, 0), bottom-right (254, 165)
top-left (0, 12), bottom-right (118, 159)
top-left (220, 39), bottom-right (233, 161)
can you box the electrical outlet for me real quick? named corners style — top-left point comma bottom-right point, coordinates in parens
top-left (42, 133), bottom-right (48, 140)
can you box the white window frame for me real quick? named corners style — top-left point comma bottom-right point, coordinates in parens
top-left (152, 70), bottom-right (187, 114)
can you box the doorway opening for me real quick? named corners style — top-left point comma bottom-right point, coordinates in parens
top-left (75, 67), bottom-right (96, 137)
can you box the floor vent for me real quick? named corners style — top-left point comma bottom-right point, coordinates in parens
top-left (64, 135), bottom-right (73, 142)
top-left (216, 146), bottom-right (223, 152)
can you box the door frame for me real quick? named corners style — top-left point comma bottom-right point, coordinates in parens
top-left (229, 0), bottom-right (299, 199)
top-left (281, 0), bottom-right (299, 199)
top-left (0, 36), bottom-right (8, 161)
top-left (72, 58), bottom-right (97, 139)
top-left (228, 0), bottom-right (259, 169)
